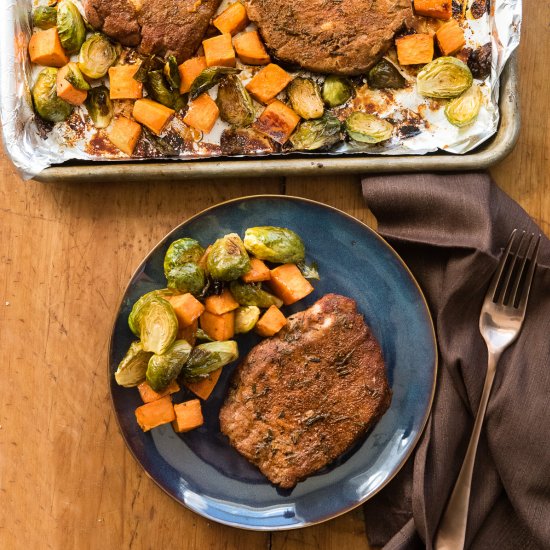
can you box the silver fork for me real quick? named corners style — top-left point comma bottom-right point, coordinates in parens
top-left (434, 229), bottom-right (541, 550)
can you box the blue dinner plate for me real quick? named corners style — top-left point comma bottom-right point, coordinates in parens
top-left (109, 195), bottom-right (437, 530)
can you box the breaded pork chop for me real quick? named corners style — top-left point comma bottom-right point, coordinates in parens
top-left (219, 294), bottom-right (391, 488)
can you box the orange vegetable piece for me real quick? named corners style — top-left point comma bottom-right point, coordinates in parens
top-left (233, 31), bottom-right (271, 65)
top-left (255, 305), bottom-right (287, 337)
top-left (253, 100), bottom-right (300, 144)
top-left (396, 34), bottom-right (434, 65)
top-left (183, 93), bottom-right (220, 133)
top-left (132, 98), bottom-right (175, 135)
top-left (242, 258), bottom-right (271, 283)
top-left (205, 288), bottom-right (239, 315)
top-left (56, 64), bottom-right (88, 106)
top-left (172, 399), bottom-right (204, 433)
top-left (203, 33), bottom-right (236, 68)
top-left (178, 56), bottom-right (207, 94)
top-left (108, 65), bottom-right (143, 100)
top-left (107, 116), bottom-right (142, 156)
top-left (436, 20), bottom-right (466, 56)
top-left (135, 395), bottom-right (176, 432)
top-left (138, 379), bottom-right (181, 404)
top-left (184, 368), bottom-right (223, 400)
top-left (245, 63), bottom-right (293, 104)
top-left (198, 245), bottom-right (212, 270)
top-left (28, 28), bottom-right (69, 68)
top-left (413, 0), bottom-right (452, 20)
top-left (200, 310), bottom-right (235, 341)
top-left (178, 319), bottom-right (198, 347)
top-left (167, 293), bottom-right (205, 326)
top-left (213, 2), bottom-right (249, 35)
top-left (269, 263), bottom-right (314, 305)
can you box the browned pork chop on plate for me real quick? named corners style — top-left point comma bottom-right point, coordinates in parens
top-left (219, 294), bottom-right (391, 488)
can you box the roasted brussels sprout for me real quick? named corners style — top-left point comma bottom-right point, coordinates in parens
top-left (368, 59), bottom-right (406, 89)
top-left (166, 263), bottom-right (206, 295)
top-left (164, 238), bottom-right (205, 275)
top-left (322, 76), bottom-right (353, 107)
top-left (128, 288), bottom-right (177, 336)
top-left (85, 85), bottom-right (113, 128)
top-left (56, 1), bottom-right (86, 54)
top-left (207, 233), bottom-right (251, 281)
top-left (147, 71), bottom-right (185, 110)
top-left (290, 115), bottom-right (341, 151)
top-left (138, 297), bottom-right (178, 355)
top-left (445, 84), bottom-right (483, 127)
top-left (133, 55), bottom-right (164, 83)
top-left (216, 75), bottom-right (255, 127)
top-left (33, 6), bottom-right (57, 30)
top-left (190, 66), bottom-right (240, 100)
top-left (229, 281), bottom-right (283, 308)
top-left (78, 34), bottom-right (119, 80)
top-left (146, 339), bottom-right (193, 391)
top-left (164, 55), bottom-right (181, 91)
top-left (417, 57), bottom-right (473, 99)
top-left (288, 78), bottom-right (324, 120)
top-left (114, 341), bottom-right (152, 387)
top-left (32, 68), bottom-right (73, 123)
top-left (243, 226), bottom-right (305, 263)
top-left (181, 340), bottom-right (239, 380)
top-left (345, 112), bottom-right (393, 144)
top-left (64, 62), bottom-right (90, 91)
top-left (235, 306), bottom-right (261, 334)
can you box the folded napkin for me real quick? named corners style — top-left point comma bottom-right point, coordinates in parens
top-left (361, 173), bottom-right (550, 550)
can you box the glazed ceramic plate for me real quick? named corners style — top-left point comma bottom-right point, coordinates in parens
top-left (109, 196), bottom-right (437, 530)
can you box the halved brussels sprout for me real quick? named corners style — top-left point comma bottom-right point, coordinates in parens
top-left (288, 78), bottom-right (324, 120)
top-left (322, 76), bottom-right (353, 107)
top-left (445, 84), bottom-right (483, 127)
top-left (207, 233), bottom-right (251, 281)
top-left (33, 6), bottom-right (57, 30)
top-left (85, 85), bottom-right (113, 128)
top-left (32, 68), bottom-right (73, 123)
top-left (56, 1), bottom-right (86, 54)
top-left (139, 297), bottom-right (179, 354)
top-left (417, 57), bottom-right (473, 99)
top-left (147, 71), bottom-right (185, 110)
top-left (146, 339), bottom-right (193, 391)
top-left (164, 55), bottom-right (181, 91)
top-left (235, 306), bottom-right (261, 334)
top-left (216, 75), bottom-right (255, 127)
top-left (166, 263), bottom-right (206, 295)
top-left (78, 34), bottom-right (119, 80)
top-left (290, 115), bottom-right (341, 151)
top-left (164, 238), bottom-right (205, 275)
top-left (114, 341), bottom-right (152, 387)
top-left (181, 340), bottom-right (239, 380)
top-left (345, 112), bottom-right (393, 144)
top-left (190, 66), bottom-right (240, 100)
top-left (128, 288), bottom-right (178, 335)
top-left (368, 59), bottom-right (406, 89)
top-left (64, 62), bottom-right (90, 91)
top-left (229, 281), bottom-right (283, 308)
top-left (243, 226), bottom-right (305, 263)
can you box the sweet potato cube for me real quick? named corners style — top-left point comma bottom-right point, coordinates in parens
top-left (178, 56), bottom-right (207, 93)
top-left (167, 293), bottom-right (205, 326)
top-left (436, 20), bottom-right (466, 56)
top-left (253, 100), bottom-right (300, 144)
top-left (205, 288), bottom-right (239, 315)
top-left (255, 305), bottom-right (287, 337)
top-left (200, 310), bottom-right (235, 341)
top-left (242, 258), bottom-right (271, 283)
top-left (172, 399), bottom-right (204, 433)
top-left (414, 0), bottom-right (452, 20)
top-left (178, 319), bottom-right (198, 347)
top-left (183, 93), bottom-right (220, 133)
top-left (135, 396), bottom-right (176, 432)
top-left (107, 117), bottom-right (142, 156)
top-left (56, 64), bottom-right (88, 106)
top-left (29, 28), bottom-right (69, 68)
top-left (108, 65), bottom-right (143, 100)
top-left (396, 34), bottom-right (434, 65)
top-left (184, 368), bottom-right (223, 400)
top-left (132, 99), bottom-right (175, 135)
top-left (213, 2), bottom-right (249, 35)
top-left (245, 63), bottom-right (293, 104)
top-left (203, 33), bottom-right (236, 68)
top-left (138, 379), bottom-right (181, 404)
top-left (234, 31), bottom-right (271, 65)
top-left (269, 263), bottom-right (314, 305)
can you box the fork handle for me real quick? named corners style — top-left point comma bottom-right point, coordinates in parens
top-left (434, 351), bottom-right (500, 550)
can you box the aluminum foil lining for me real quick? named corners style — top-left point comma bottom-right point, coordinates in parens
top-left (0, 0), bottom-right (522, 180)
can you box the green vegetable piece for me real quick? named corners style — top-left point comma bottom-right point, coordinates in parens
top-left (164, 55), bottom-right (181, 91)
top-left (290, 115), bottom-right (341, 151)
top-left (417, 57), bottom-right (473, 99)
top-left (181, 341), bottom-right (239, 381)
top-left (32, 68), bottom-right (73, 123)
top-left (345, 112), bottom-right (393, 144)
top-left (114, 341), bottom-right (152, 387)
top-left (133, 55), bottom-right (164, 83)
top-left (85, 85), bottom-right (113, 128)
top-left (33, 6), bottom-right (57, 30)
top-left (195, 328), bottom-right (215, 342)
top-left (78, 33), bottom-right (120, 80)
top-left (64, 63), bottom-right (91, 91)
top-left (147, 70), bottom-right (184, 110)
top-left (146, 339), bottom-right (193, 391)
top-left (139, 297), bottom-right (178, 355)
top-left (322, 75), bottom-right (353, 107)
top-left (164, 238), bottom-right (205, 275)
top-left (142, 127), bottom-right (178, 156)
top-left (445, 84), bottom-right (483, 127)
top-left (288, 77), bottom-right (324, 120)
top-left (207, 233), bottom-right (251, 281)
top-left (229, 281), bottom-right (283, 308)
top-left (189, 66), bottom-right (240, 100)
top-left (216, 75), bottom-right (255, 127)
top-left (128, 288), bottom-right (178, 336)
top-left (56, 1), bottom-right (86, 54)
top-left (296, 260), bottom-right (320, 280)
top-left (234, 306), bottom-right (261, 334)
top-left (166, 263), bottom-right (206, 295)
top-left (243, 226), bottom-right (305, 263)
top-left (368, 59), bottom-right (406, 90)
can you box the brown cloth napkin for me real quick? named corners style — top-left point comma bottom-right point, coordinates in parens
top-left (361, 173), bottom-right (550, 550)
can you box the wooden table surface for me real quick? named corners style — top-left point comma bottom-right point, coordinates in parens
top-left (1, 3), bottom-right (548, 548)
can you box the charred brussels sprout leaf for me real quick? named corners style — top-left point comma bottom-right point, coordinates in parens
top-left (139, 297), bottom-right (178, 355)
top-left (345, 112), bottom-right (393, 144)
top-left (229, 281), bottom-right (283, 309)
top-left (33, 6), bottom-right (57, 29)
top-left (57, 1), bottom-right (86, 54)
top-left (288, 78), bottom-right (324, 120)
top-left (322, 75), bottom-right (353, 107)
top-left (181, 341), bottom-right (239, 381)
top-left (164, 55), bottom-right (181, 91)
top-left (128, 288), bottom-right (178, 336)
top-left (417, 57), bottom-right (473, 99)
top-left (235, 306), bottom-right (261, 334)
top-left (64, 62), bottom-right (90, 91)
top-left (243, 226), bottom-right (305, 263)
top-left (216, 75), bottom-right (255, 127)
top-left (32, 68), bottom-right (73, 123)
top-left (445, 84), bottom-right (483, 127)
top-left (85, 85), bottom-right (113, 128)
top-left (190, 66), bottom-right (240, 100)
top-left (368, 59), bottom-right (406, 89)
top-left (166, 263), bottom-right (206, 295)
top-left (146, 340), bottom-right (193, 391)
top-left (133, 55), bottom-right (164, 83)
top-left (78, 34), bottom-right (120, 80)
top-left (147, 71), bottom-right (185, 110)
top-left (196, 328), bottom-right (215, 342)
top-left (114, 341), bottom-right (152, 387)
top-left (297, 260), bottom-right (320, 280)
top-left (207, 233), bottom-right (251, 281)
top-left (164, 238), bottom-right (205, 275)
top-left (290, 115), bottom-right (341, 151)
